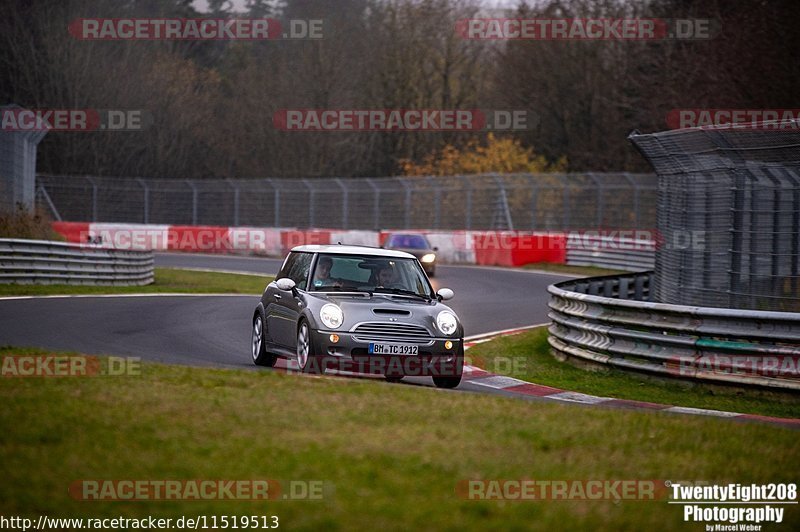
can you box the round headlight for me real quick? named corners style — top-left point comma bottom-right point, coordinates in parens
top-left (436, 311), bottom-right (458, 336)
top-left (320, 304), bottom-right (343, 329)
top-left (420, 253), bottom-right (436, 263)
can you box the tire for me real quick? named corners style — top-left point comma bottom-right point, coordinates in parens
top-left (252, 312), bottom-right (277, 367)
top-left (433, 347), bottom-right (463, 389)
top-left (433, 375), bottom-right (461, 389)
top-left (296, 320), bottom-right (322, 374)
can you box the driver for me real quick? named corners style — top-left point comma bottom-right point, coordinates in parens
top-left (376, 264), bottom-right (400, 288)
top-left (313, 256), bottom-right (343, 288)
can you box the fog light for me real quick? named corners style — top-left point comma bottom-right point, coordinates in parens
top-left (330, 334), bottom-right (340, 343)
top-left (444, 340), bottom-right (453, 350)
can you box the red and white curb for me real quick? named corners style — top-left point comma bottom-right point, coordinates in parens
top-left (462, 328), bottom-right (800, 429)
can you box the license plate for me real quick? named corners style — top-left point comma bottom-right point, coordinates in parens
top-left (369, 343), bottom-right (418, 355)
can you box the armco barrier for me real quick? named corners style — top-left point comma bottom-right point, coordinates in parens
top-left (0, 238), bottom-right (154, 286)
top-left (564, 234), bottom-right (655, 271)
top-left (547, 272), bottom-right (800, 391)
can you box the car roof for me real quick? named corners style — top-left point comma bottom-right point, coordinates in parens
top-left (291, 244), bottom-right (416, 259)
top-left (385, 233), bottom-right (431, 243)
top-left (386, 232), bottom-right (428, 238)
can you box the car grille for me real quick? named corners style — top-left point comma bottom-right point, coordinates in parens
top-left (352, 322), bottom-right (433, 344)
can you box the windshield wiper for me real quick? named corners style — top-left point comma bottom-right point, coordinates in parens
top-left (374, 287), bottom-right (431, 301)
top-left (315, 286), bottom-right (371, 296)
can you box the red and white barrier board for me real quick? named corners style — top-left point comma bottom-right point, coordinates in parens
top-left (54, 222), bottom-right (655, 268)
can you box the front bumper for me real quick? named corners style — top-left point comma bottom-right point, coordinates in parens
top-left (309, 329), bottom-right (462, 377)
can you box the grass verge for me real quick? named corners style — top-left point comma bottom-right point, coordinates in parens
top-left (0, 348), bottom-right (797, 531)
top-left (467, 327), bottom-right (800, 419)
top-left (0, 268), bottom-right (270, 296)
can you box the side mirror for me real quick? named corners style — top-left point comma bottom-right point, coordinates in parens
top-left (436, 288), bottom-right (454, 301)
top-left (276, 278), bottom-right (296, 291)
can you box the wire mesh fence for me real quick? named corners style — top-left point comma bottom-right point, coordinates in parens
top-left (630, 126), bottom-right (800, 312)
top-left (36, 173), bottom-right (657, 232)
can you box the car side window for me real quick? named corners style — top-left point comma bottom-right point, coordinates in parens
top-left (277, 252), bottom-right (312, 290)
top-left (277, 253), bottom-right (297, 280)
top-left (288, 252), bottom-right (312, 290)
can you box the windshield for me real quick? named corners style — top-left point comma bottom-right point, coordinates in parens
top-left (386, 234), bottom-right (429, 249)
top-left (310, 254), bottom-right (433, 298)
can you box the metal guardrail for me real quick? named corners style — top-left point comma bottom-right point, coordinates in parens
top-left (565, 235), bottom-right (655, 271)
top-left (0, 239), bottom-right (154, 286)
top-left (547, 272), bottom-right (800, 391)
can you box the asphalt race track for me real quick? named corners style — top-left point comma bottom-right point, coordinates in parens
top-left (0, 253), bottom-right (573, 394)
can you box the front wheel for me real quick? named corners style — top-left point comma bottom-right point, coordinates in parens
top-left (433, 349), bottom-right (462, 389)
top-left (296, 320), bottom-right (322, 374)
top-left (433, 375), bottom-right (461, 389)
top-left (252, 313), bottom-right (277, 367)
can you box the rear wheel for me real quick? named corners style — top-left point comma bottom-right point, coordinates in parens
top-left (252, 313), bottom-right (277, 367)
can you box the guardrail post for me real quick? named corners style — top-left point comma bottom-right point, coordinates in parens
top-left (528, 175), bottom-right (538, 230)
top-left (489, 174), bottom-right (514, 230)
top-left (773, 167), bottom-right (800, 296)
top-left (185, 180), bottom-right (198, 225)
top-left (226, 179), bottom-right (240, 226)
top-left (302, 178), bottom-right (314, 228)
top-left (36, 185), bottom-right (62, 221)
top-left (335, 178), bottom-right (348, 229)
top-left (622, 172), bottom-right (640, 227)
top-left (463, 175), bottom-right (472, 230)
top-left (265, 178), bottom-right (280, 227)
top-left (427, 176), bottom-right (441, 229)
top-left (587, 172), bottom-right (603, 227)
top-left (399, 178), bottom-right (412, 229)
top-left (634, 275), bottom-right (646, 300)
top-left (366, 178), bottom-right (380, 230)
top-left (85, 176), bottom-right (98, 222)
top-left (136, 178), bottom-right (149, 224)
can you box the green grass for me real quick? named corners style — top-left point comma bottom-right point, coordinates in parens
top-left (467, 327), bottom-right (800, 419)
top-left (0, 268), bottom-right (270, 296)
top-left (0, 349), bottom-right (797, 531)
top-left (522, 262), bottom-right (626, 276)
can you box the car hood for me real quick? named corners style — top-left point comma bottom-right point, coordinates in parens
top-left (319, 292), bottom-right (435, 308)
top-left (312, 292), bottom-right (455, 318)
top-left (302, 291), bottom-right (461, 336)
